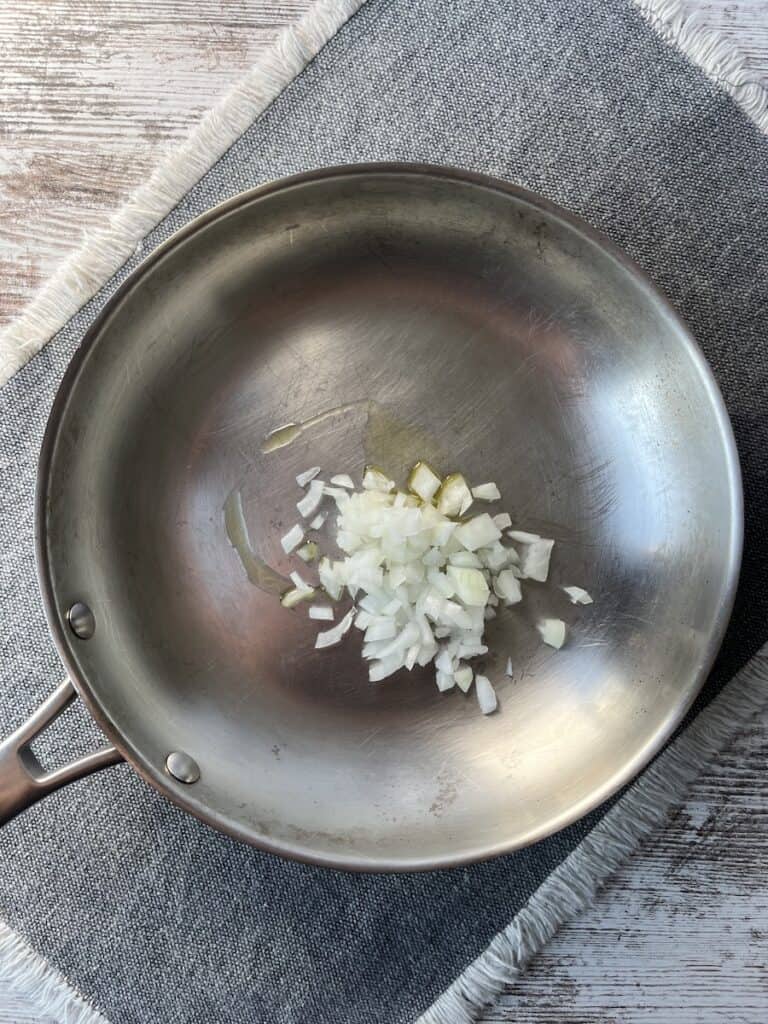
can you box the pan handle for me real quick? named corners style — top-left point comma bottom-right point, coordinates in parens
top-left (0, 679), bottom-right (123, 825)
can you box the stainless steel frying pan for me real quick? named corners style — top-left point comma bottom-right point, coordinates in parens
top-left (0, 164), bottom-right (742, 871)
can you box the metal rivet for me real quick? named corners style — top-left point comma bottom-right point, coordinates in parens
top-left (165, 750), bottom-right (200, 784)
top-left (67, 602), bottom-right (95, 639)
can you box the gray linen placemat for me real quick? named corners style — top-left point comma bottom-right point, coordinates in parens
top-left (1, 1), bottom-right (767, 1022)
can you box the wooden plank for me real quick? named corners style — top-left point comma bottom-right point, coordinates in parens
top-left (0, 0), bottom-right (314, 327)
top-left (484, 716), bottom-right (768, 1021)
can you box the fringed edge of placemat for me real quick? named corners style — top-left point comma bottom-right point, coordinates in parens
top-left (0, 0), bottom-right (367, 390)
top-left (419, 645), bottom-right (768, 1024)
top-left (634, 0), bottom-right (768, 134)
top-left (0, 922), bottom-right (109, 1024)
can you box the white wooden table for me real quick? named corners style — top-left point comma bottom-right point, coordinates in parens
top-left (1, 3), bottom-right (766, 1020)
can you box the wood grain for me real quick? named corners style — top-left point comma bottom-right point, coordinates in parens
top-left (0, 1), bottom-right (314, 328)
top-left (1, 1), bottom-right (767, 1022)
top-left (488, 715), bottom-right (768, 1022)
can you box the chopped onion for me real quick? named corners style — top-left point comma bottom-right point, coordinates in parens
top-left (296, 541), bottom-right (318, 562)
top-left (454, 513), bottom-right (502, 552)
top-left (280, 523), bottom-right (304, 554)
top-left (428, 569), bottom-right (456, 599)
top-left (275, 454), bottom-right (594, 715)
top-left (323, 485), bottom-right (352, 507)
top-left (446, 566), bottom-right (490, 606)
top-left (507, 529), bottom-right (540, 543)
top-left (434, 647), bottom-right (454, 675)
top-left (318, 556), bottom-right (344, 600)
top-left (454, 664), bottom-right (473, 691)
top-left (370, 654), bottom-right (406, 681)
top-left (308, 604), bottom-right (334, 620)
top-left (537, 618), bottom-right (567, 649)
top-left (472, 482), bottom-right (501, 501)
top-left (315, 608), bottom-right (355, 649)
top-left (330, 474), bottom-right (355, 488)
top-left (494, 569), bottom-right (522, 604)
top-left (448, 550), bottom-right (483, 569)
top-left (475, 675), bottom-right (498, 714)
top-left (436, 670), bottom-right (456, 692)
top-left (480, 541), bottom-right (513, 571)
top-left (296, 466), bottom-right (321, 487)
top-left (519, 538), bottom-right (554, 582)
top-left (297, 479), bottom-right (325, 518)
top-left (289, 569), bottom-right (312, 591)
top-left (364, 619), bottom-right (398, 642)
top-left (408, 461), bottom-right (442, 503)
top-left (362, 467), bottom-right (395, 492)
top-left (436, 473), bottom-right (472, 516)
top-left (281, 586), bottom-right (316, 608)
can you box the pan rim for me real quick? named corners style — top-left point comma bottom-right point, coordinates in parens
top-left (34, 161), bottom-right (744, 872)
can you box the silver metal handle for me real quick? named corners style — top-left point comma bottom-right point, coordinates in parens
top-left (0, 679), bottom-right (123, 824)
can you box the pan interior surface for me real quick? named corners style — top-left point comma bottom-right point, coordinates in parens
top-left (40, 167), bottom-right (740, 869)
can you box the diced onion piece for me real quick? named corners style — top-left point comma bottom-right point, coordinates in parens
top-left (428, 569), bottom-right (455, 599)
top-left (480, 541), bottom-right (512, 571)
top-left (365, 619), bottom-right (398, 642)
top-left (457, 642), bottom-right (488, 658)
top-left (472, 482), bottom-right (501, 501)
top-left (280, 523), bottom-right (304, 554)
top-left (422, 547), bottom-right (445, 567)
top-left (296, 466), bottom-right (321, 487)
top-left (318, 556), bottom-right (343, 600)
top-left (562, 585), bottom-right (593, 605)
top-left (537, 618), bottom-right (567, 649)
top-left (323, 485), bottom-right (352, 507)
top-left (436, 473), bottom-right (472, 516)
top-left (484, 605), bottom-right (496, 620)
top-left (455, 665), bottom-right (474, 692)
top-left (290, 570), bottom-right (311, 591)
top-left (494, 569), bottom-right (522, 604)
top-left (296, 541), bottom-right (318, 562)
top-left (408, 461), bottom-right (442, 503)
top-left (370, 654), bottom-right (405, 681)
top-left (507, 529), bottom-right (540, 543)
top-left (493, 513), bottom-right (512, 529)
top-left (519, 538), bottom-right (554, 582)
top-left (446, 566), bottom-right (490, 607)
top-left (329, 474), bottom-right (354, 488)
top-left (312, 601), bottom-right (337, 622)
top-left (436, 670), bottom-right (455, 692)
top-left (309, 512), bottom-right (327, 530)
top-left (315, 608), bottom-right (355, 649)
top-left (441, 600), bottom-right (473, 629)
top-left (434, 648), bottom-right (455, 675)
top-left (454, 513), bottom-right (502, 552)
top-left (297, 478), bottom-right (325, 518)
top-left (362, 467), bottom-right (395, 492)
top-left (308, 604), bottom-right (334, 620)
top-left (280, 586), bottom-right (316, 608)
top-left (505, 657), bottom-right (513, 676)
top-left (448, 550), bottom-right (483, 568)
top-left (475, 675), bottom-right (498, 714)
